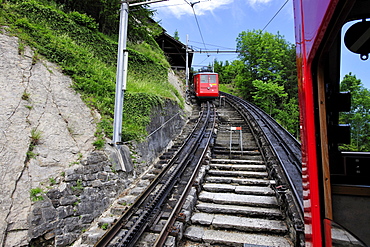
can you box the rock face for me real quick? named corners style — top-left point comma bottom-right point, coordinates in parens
top-left (0, 29), bottom-right (188, 246)
top-left (0, 29), bottom-right (97, 246)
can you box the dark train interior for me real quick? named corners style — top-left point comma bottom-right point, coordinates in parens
top-left (311, 0), bottom-right (370, 245)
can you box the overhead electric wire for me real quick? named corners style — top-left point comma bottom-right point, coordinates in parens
top-left (182, 0), bottom-right (209, 57)
top-left (262, 0), bottom-right (290, 32)
top-left (152, 3), bottom-right (188, 8)
top-left (190, 40), bottom-right (235, 50)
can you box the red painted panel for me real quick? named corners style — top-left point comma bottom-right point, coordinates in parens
top-left (293, 0), bottom-right (340, 246)
top-left (194, 73), bottom-right (219, 99)
top-left (296, 0), bottom-right (339, 62)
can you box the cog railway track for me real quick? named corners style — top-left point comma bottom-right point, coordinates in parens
top-left (94, 94), bottom-right (303, 247)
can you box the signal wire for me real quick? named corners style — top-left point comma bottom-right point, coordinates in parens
top-left (262, 0), bottom-right (290, 32)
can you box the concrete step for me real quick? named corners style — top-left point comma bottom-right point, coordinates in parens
top-left (202, 183), bottom-right (275, 196)
top-left (207, 169), bottom-right (268, 178)
top-left (198, 191), bottom-right (278, 208)
top-left (196, 202), bottom-right (283, 219)
top-left (211, 158), bottom-right (264, 164)
top-left (184, 226), bottom-right (293, 246)
top-left (206, 176), bottom-right (273, 186)
top-left (191, 213), bottom-right (288, 233)
top-left (209, 163), bottom-right (266, 171)
top-left (213, 150), bottom-right (261, 156)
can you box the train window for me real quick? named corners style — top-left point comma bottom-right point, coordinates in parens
top-left (200, 75), bottom-right (208, 83)
top-left (209, 75), bottom-right (217, 84)
top-left (340, 18), bottom-right (370, 155)
top-left (329, 11), bottom-right (370, 246)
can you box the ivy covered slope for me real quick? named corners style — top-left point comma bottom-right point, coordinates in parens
top-left (0, 0), bottom-right (184, 145)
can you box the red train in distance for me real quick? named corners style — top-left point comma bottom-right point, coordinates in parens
top-left (192, 67), bottom-right (219, 100)
top-left (293, 0), bottom-right (370, 246)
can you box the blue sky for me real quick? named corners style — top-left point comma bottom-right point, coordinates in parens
top-left (151, 0), bottom-right (370, 90)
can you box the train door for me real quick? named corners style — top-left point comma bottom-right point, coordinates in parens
top-left (309, 1), bottom-right (370, 246)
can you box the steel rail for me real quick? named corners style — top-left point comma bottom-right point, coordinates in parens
top-left (153, 103), bottom-right (216, 246)
top-left (95, 102), bottom-right (213, 247)
top-left (221, 92), bottom-right (303, 212)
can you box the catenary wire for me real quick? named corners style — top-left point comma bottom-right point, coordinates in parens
top-left (262, 0), bottom-right (290, 32)
top-left (189, 40), bottom-right (235, 50)
top-left (182, 0), bottom-right (209, 57)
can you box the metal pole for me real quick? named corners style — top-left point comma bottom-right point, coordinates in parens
top-left (113, 2), bottom-right (129, 145)
top-left (240, 129), bottom-right (243, 155)
top-left (230, 128), bottom-right (232, 157)
top-left (185, 34), bottom-right (189, 92)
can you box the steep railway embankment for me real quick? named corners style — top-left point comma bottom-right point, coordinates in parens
top-left (0, 30), bottom-right (188, 247)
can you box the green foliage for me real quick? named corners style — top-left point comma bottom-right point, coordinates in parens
top-left (340, 73), bottom-right (370, 151)
top-left (51, 0), bottom-right (121, 35)
top-left (130, 41), bottom-right (170, 69)
top-left (68, 11), bottom-right (98, 30)
top-left (30, 128), bottom-right (42, 145)
top-left (26, 150), bottom-right (38, 160)
top-left (22, 91), bottom-right (30, 101)
top-left (214, 30), bottom-right (299, 137)
top-left (236, 30), bottom-right (297, 101)
top-left (122, 92), bottom-right (163, 140)
top-left (30, 187), bottom-right (44, 201)
top-left (174, 29), bottom-right (179, 41)
top-left (26, 128), bottom-right (42, 161)
top-left (72, 179), bottom-right (84, 191)
top-left (1, 0), bottom-right (182, 143)
top-left (252, 80), bottom-right (287, 115)
top-left (214, 59), bottom-right (245, 87)
top-left (100, 223), bottom-right (109, 230)
top-left (93, 138), bottom-right (105, 149)
top-left (219, 84), bottom-right (234, 95)
top-left (275, 98), bottom-right (299, 138)
top-left (49, 177), bottom-right (57, 185)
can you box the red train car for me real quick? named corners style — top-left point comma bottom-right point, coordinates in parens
top-left (193, 71), bottom-right (219, 100)
top-left (293, 0), bottom-right (370, 246)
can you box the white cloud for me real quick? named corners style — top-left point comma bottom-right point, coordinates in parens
top-left (246, 0), bottom-right (272, 6)
top-left (153, 0), bottom-right (234, 18)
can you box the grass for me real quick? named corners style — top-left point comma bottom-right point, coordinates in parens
top-left (30, 187), bottom-right (44, 201)
top-left (100, 223), bottom-right (109, 230)
top-left (219, 83), bottom-right (239, 96)
top-left (26, 128), bottom-right (42, 162)
top-left (22, 91), bottom-right (30, 101)
top-left (71, 179), bottom-right (84, 191)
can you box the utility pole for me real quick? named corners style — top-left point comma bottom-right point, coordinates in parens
top-left (112, 0), bottom-right (168, 171)
top-left (185, 34), bottom-right (189, 92)
top-left (113, 2), bottom-right (129, 146)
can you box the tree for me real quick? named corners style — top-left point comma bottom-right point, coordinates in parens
top-left (252, 79), bottom-right (287, 115)
top-left (214, 59), bottom-right (244, 85)
top-left (53, 0), bottom-right (121, 35)
top-left (340, 73), bottom-right (370, 151)
top-left (52, 0), bottom-right (161, 42)
top-left (236, 30), bottom-right (296, 98)
top-left (275, 98), bottom-right (299, 138)
top-left (174, 29), bottom-right (179, 41)
top-left (234, 30), bottom-right (299, 137)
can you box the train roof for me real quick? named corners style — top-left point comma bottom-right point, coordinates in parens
top-left (194, 72), bottom-right (218, 75)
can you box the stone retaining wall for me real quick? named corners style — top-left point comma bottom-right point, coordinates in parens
top-left (28, 101), bottom-right (187, 247)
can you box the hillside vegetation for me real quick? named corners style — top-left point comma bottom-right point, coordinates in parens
top-left (214, 30), bottom-right (299, 138)
top-left (0, 0), bottom-right (184, 145)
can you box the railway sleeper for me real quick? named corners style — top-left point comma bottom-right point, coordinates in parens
top-left (181, 102), bottom-right (294, 247)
